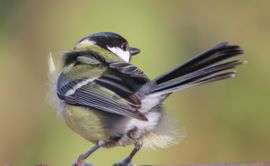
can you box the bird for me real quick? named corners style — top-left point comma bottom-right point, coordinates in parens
top-left (48, 32), bottom-right (244, 166)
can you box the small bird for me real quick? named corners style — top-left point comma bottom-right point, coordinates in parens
top-left (49, 32), bottom-right (244, 166)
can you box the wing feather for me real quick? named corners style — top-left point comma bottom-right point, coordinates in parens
top-left (57, 77), bottom-right (147, 121)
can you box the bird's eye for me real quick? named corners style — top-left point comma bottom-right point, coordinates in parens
top-left (121, 43), bottom-right (128, 51)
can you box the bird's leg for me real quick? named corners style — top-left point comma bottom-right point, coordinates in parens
top-left (73, 140), bottom-right (106, 166)
top-left (113, 140), bottom-right (142, 166)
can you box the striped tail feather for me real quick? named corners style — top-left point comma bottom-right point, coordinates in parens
top-left (146, 42), bottom-right (244, 96)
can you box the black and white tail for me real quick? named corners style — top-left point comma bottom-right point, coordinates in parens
top-left (143, 42), bottom-right (244, 96)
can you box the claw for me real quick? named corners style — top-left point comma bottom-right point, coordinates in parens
top-left (112, 163), bottom-right (135, 166)
top-left (72, 154), bottom-right (93, 166)
top-left (71, 141), bottom-right (106, 166)
top-left (112, 160), bottom-right (136, 166)
top-left (113, 141), bottom-right (141, 166)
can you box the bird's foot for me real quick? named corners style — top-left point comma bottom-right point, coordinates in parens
top-left (71, 154), bottom-right (93, 166)
top-left (112, 159), bottom-right (135, 166)
top-left (112, 163), bottom-right (135, 166)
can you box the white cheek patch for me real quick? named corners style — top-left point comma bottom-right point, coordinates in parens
top-left (75, 39), bottom-right (96, 49)
top-left (107, 46), bottom-right (130, 62)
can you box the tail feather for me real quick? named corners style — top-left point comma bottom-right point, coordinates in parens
top-left (146, 42), bottom-right (244, 96)
top-left (194, 71), bottom-right (236, 85)
top-left (151, 60), bottom-right (243, 93)
top-left (153, 42), bottom-right (243, 84)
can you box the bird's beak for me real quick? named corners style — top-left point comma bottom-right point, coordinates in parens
top-left (129, 47), bottom-right (140, 56)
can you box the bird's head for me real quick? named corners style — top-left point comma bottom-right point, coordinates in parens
top-left (74, 32), bottom-right (140, 62)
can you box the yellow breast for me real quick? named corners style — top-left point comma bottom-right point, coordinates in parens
top-left (62, 105), bottom-right (108, 143)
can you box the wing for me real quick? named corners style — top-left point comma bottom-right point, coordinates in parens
top-left (57, 62), bottom-right (151, 121)
top-left (57, 76), bottom-right (148, 121)
top-left (92, 62), bottom-right (150, 105)
top-left (109, 62), bottom-right (149, 83)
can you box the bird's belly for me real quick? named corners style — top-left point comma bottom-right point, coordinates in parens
top-left (61, 104), bottom-right (166, 147)
top-left (62, 105), bottom-right (108, 143)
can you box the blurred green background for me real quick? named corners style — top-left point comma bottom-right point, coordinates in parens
top-left (0, 0), bottom-right (269, 165)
